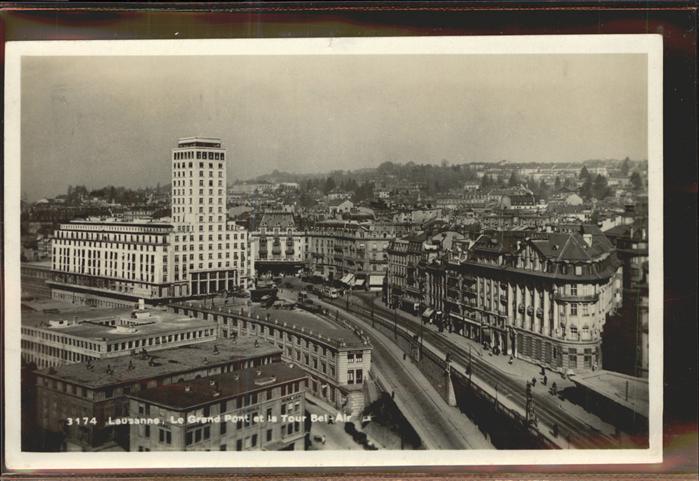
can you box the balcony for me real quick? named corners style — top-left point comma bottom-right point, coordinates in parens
top-left (553, 292), bottom-right (599, 303)
top-left (405, 284), bottom-right (422, 295)
top-left (462, 286), bottom-right (477, 297)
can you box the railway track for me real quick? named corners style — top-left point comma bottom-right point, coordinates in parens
top-left (328, 295), bottom-right (620, 449)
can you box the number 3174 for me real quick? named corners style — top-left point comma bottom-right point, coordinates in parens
top-left (66, 417), bottom-right (97, 425)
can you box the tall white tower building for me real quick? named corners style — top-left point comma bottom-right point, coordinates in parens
top-left (171, 137), bottom-right (252, 296)
top-left (48, 136), bottom-right (253, 307)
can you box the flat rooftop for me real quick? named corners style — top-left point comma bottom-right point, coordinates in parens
top-left (22, 298), bottom-right (99, 315)
top-left (21, 260), bottom-right (53, 270)
top-left (129, 362), bottom-right (307, 409)
top-left (250, 305), bottom-right (367, 349)
top-left (571, 370), bottom-right (649, 418)
top-left (22, 305), bottom-right (216, 342)
top-left (35, 338), bottom-right (281, 389)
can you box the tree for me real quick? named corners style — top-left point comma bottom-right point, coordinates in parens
top-left (592, 174), bottom-right (610, 200)
top-left (554, 176), bottom-right (562, 190)
top-left (620, 157), bottom-right (630, 176)
top-left (630, 171), bottom-right (643, 191)
top-left (508, 171), bottom-right (520, 187)
top-left (580, 176), bottom-right (593, 199)
top-left (579, 166), bottom-right (590, 180)
top-left (322, 177), bottom-right (336, 195)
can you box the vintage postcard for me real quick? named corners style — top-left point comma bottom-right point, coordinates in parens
top-left (3, 35), bottom-right (663, 470)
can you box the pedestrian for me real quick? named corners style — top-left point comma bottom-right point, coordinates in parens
top-left (531, 377), bottom-right (537, 387)
top-left (403, 352), bottom-right (406, 361)
top-left (543, 374), bottom-right (547, 386)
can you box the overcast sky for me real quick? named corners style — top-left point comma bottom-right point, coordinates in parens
top-left (21, 54), bottom-right (647, 200)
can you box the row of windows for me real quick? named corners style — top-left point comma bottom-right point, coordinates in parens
top-left (175, 242), bottom-right (241, 252)
top-left (55, 231), bottom-right (167, 243)
top-left (54, 241), bottom-right (165, 252)
top-left (175, 233), bottom-right (243, 242)
top-left (173, 150), bottom-right (224, 161)
top-left (105, 328), bottom-right (216, 354)
top-left (38, 376), bottom-right (90, 398)
top-left (23, 328), bottom-right (102, 351)
top-left (173, 194), bottom-right (224, 205)
top-left (173, 168), bottom-right (223, 178)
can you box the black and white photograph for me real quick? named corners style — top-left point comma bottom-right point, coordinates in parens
top-left (3, 35), bottom-right (663, 469)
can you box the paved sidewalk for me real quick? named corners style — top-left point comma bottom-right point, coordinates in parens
top-left (359, 294), bottom-right (620, 439)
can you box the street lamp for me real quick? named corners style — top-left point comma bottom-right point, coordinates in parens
top-left (419, 316), bottom-right (424, 359)
top-left (393, 298), bottom-right (399, 339)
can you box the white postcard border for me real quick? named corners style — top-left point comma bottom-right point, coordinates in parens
top-left (4, 34), bottom-right (663, 470)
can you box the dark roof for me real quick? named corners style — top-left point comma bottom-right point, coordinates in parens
top-left (471, 225), bottom-right (615, 263)
top-left (470, 230), bottom-right (529, 255)
top-left (35, 339), bottom-right (280, 389)
top-left (254, 212), bottom-right (297, 230)
top-left (531, 225), bottom-right (614, 261)
top-left (603, 219), bottom-right (648, 243)
top-left (128, 363), bottom-right (307, 409)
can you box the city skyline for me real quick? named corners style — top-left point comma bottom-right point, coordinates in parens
top-left (21, 53), bottom-right (647, 200)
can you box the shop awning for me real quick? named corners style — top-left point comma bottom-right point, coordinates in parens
top-left (354, 279), bottom-right (366, 287)
top-left (422, 307), bottom-right (434, 318)
top-left (340, 274), bottom-right (355, 286)
top-left (369, 274), bottom-right (385, 287)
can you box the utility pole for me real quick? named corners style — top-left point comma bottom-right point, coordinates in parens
top-left (371, 301), bottom-right (375, 329)
top-left (525, 381), bottom-right (535, 427)
top-left (393, 303), bottom-right (398, 339)
top-left (419, 314), bottom-right (424, 360)
top-left (468, 344), bottom-right (473, 381)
